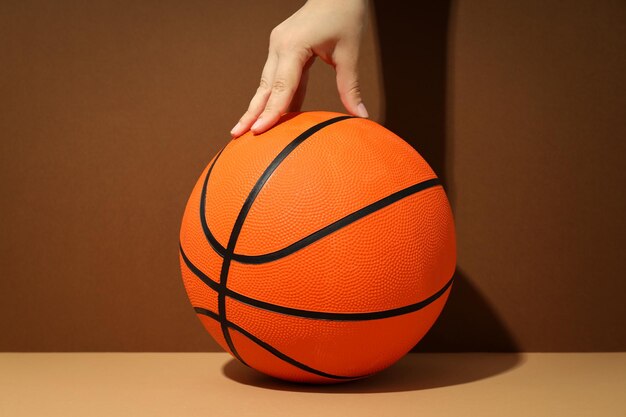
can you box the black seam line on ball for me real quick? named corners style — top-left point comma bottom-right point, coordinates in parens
top-left (216, 115), bottom-right (355, 369)
top-left (201, 162), bottom-right (440, 263)
top-left (199, 117), bottom-right (358, 258)
top-left (181, 243), bottom-right (454, 322)
top-left (231, 275), bottom-right (454, 321)
top-left (193, 307), bottom-right (362, 380)
top-left (233, 178), bottom-right (441, 264)
top-left (199, 145), bottom-right (247, 366)
top-left (200, 147), bottom-right (227, 256)
top-left (203, 147), bottom-right (249, 365)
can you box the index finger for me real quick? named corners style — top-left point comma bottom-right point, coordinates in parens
top-left (231, 52), bottom-right (278, 138)
top-left (250, 50), bottom-right (310, 135)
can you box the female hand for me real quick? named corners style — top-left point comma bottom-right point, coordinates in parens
top-left (230, 0), bottom-right (369, 138)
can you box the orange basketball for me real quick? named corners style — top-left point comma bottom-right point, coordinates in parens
top-left (179, 111), bottom-right (456, 383)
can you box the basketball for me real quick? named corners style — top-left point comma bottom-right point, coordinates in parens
top-left (179, 111), bottom-right (456, 383)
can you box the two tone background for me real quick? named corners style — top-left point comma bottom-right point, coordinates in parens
top-left (1, 0), bottom-right (624, 353)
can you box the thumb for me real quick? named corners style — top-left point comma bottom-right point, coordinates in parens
top-left (335, 50), bottom-right (368, 118)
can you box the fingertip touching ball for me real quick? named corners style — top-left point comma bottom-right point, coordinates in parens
top-left (179, 111), bottom-right (456, 383)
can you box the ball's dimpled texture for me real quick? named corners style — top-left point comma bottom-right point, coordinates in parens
top-left (179, 111), bottom-right (456, 383)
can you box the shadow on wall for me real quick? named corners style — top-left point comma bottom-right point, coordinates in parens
top-left (371, 1), bottom-right (519, 353)
top-left (417, 270), bottom-right (519, 352)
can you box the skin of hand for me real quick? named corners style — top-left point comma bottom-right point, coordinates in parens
top-left (230, 0), bottom-right (369, 138)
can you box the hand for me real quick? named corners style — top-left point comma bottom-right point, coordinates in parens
top-left (230, 0), bottom-right (369, 138)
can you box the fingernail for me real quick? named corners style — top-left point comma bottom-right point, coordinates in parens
top-left (230, 122), bottom-right (242, 137)
top-left (357, 102), bottom-right (369, 118)
top-left (251, 118), bottom-right (263, 132)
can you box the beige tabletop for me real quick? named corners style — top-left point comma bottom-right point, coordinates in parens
top-left (1, 352), bottom-right (624, 417)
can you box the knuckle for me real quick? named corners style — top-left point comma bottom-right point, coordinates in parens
top-left (272, 34), bottom-right (305, 57)
top-left (269, 26), bottom-right (283, 43)
top-left (258, 77), bottom-right (270, 91)
top-left (285, 46), bottom-right (310, 63)
top-left (345, 81), bottom-right (361, 98)
top-left (262, 103), bottom-right (277, 115)
top-left (271, 79), bottom-right (290, 94)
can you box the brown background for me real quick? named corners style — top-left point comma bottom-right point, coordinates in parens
top-left (1, 0), bottom-right (624, 352)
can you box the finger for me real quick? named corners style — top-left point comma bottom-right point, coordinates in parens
top-left (334, 47), bottom-right (368, 118)
top-left (251, 49), bottom-right (310, 135)
top-left (231, 52), bottom-right (278, 138)
top-left (287, 56), bottom-right (315, 113)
